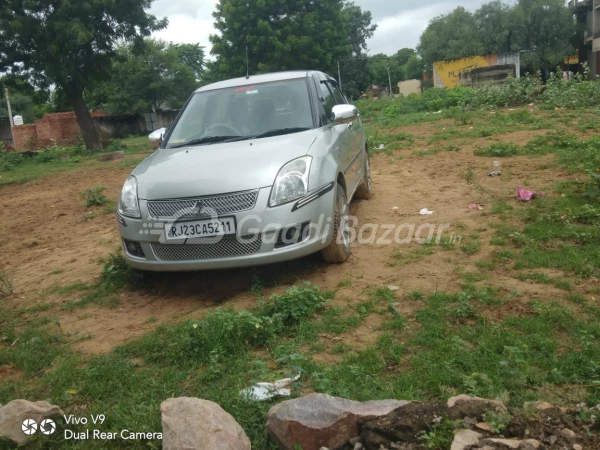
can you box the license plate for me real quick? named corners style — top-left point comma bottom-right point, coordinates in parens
top-left (165, 217), bottom-right (236, 240)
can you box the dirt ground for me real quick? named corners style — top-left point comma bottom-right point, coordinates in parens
top-left (0, 121), bottom-right (585, 354)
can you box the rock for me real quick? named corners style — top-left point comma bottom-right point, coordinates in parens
top-left (349, 437), bottom-right (362, 445)
top-left (387, 286), bottom-right (400, 291)
top-left (480, 438), bottom-right (522, 449)
top-left (548, 435), bottom-right (558, 445)
top-left (161, 397), bottom-right (250, 450)
top-left (447, 395), bottom-right (507, 419)
top-left (560, 428), bottom-right (576, 440)
top-left (475, 422), bottom-right (493, 432)
top-left (519, 440), bottom-right (542, 449)
top-left (354, 443), bottom-right (363, 450)
top-left (362, 401), bottom-right (448, 448)
top-left (523, 401), bottom-right (554, 411)
top-left (97, 151), bottom-right (124, 162)
top-left (267, 393), bottom-right (407, 450)
top-left (0, 399), bottom-right (64, 445)
top-left (450, 429), bottom-right (482, 450)
top-left (573, 445), bottom-right (583, 450)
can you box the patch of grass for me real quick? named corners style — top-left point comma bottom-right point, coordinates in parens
top-left (21, 303), bottom-right (53, 314)
top-left (491, 199), bottom-right (514, 215)
top-left (337, 279), bottom-right (352, 288)
top-left (463, 272), bottom-right (488, 283)
top-left (81, 186), bottom-right (107, 208)
top-left (408, 291), bottom-right (424, 301)
top-left (50, 269), bottom-right (64, 275)
top-left (490, 237), bottom-right (506, 246)
top-left (474, 142), bottom-right (520, 157)
top-left (461, 240), bottom-right (481, 255)
top-left (566, 293), bottom-right (587, 304)
top-left (516, 272), bottom-right (572, 291)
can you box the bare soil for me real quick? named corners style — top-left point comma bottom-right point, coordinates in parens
top-left (0, 122), bottom-right (592, 354)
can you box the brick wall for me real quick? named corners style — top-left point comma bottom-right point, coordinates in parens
top-left (13, 125), bottom-right (38, 150)
top-left (13, 110), bottom-right (106, 150)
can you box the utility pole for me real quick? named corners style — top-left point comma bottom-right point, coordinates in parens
top-left (5, 88), bottom-right (14, 129)
top-left (387, 61), bottom-right (393, 97)
top-left (338, 61), bottom-right (342, 91)
top-left (4, 88), bottom-right (15, 147)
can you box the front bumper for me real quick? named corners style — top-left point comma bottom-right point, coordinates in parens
top-left (117, 185), bottom-right (335, 271)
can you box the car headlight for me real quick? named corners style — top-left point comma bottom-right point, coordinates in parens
top-left (118, 175), bottom-right (141, 218)
top-left (269, 156), bottom-right (312, 207)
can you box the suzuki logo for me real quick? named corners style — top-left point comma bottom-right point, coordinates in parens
top-left (191, 201), bottom-right (205, 215)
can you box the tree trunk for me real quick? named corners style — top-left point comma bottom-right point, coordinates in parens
top-left (69, 90), bottom-right (102, 151)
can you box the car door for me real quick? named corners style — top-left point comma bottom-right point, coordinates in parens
top-left (314, 76), bottom-right (355, 195)
top-left (329, 81), bottom-right (363, 192)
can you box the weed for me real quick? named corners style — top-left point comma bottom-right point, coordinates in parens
top-left (337, 279), bottom-right (352, 288)
top-left (81, 186), bottom-right (107, 208)
top-left (259, 282), bottom-right (332, 326)
top-left (484, 410), bottom-right (511, 433)
top-left (474, 142), bottom-right (520, 157)
top-left (0, 272), bottom-right (13, 298)
top-left (408, 291), bottom-right (424, 301)
top-left (418, 420), bottom-right (455, 450)
top-left (461, 241), bottom-right (481, 255)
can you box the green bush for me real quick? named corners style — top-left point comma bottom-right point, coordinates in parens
top-left (259, 281), bottom-right (332, 325)
top-left (0, 144), bottom-right (24, 172)
top-left (81, 186), bottom-right (107, 207)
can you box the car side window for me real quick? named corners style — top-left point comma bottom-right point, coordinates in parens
top-left (329, 81), bottom-right (347, 105)
top-left (317, 80), bottom-right (336, 123)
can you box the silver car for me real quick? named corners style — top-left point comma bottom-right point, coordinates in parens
top-left (117, 71), bottom-right (372, 271)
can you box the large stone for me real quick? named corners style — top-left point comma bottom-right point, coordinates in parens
top-left (451, 429), bottom-right (482, 450)
top-left (266, 393), bottom-right (408, 450)
top-left (0, 399), bottom-right (64, 445)
top-left (447, 395), bottom-right (508, 420)
top-left (361, 401), bottom-right (449, 449)
top-left (161, 397), bottom-right (250, 450)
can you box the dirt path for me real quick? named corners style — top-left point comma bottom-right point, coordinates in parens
top-left (0, 128), bottom-right (578, 353)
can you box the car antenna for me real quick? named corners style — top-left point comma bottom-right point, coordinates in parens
top-left (245, 44), bottom-right (250, 80)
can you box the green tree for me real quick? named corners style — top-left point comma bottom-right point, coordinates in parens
top-left (404, 55), bottom-right (424, 81)
top-left (511, 0), bottom-right (576, 73)
top-left (418, 7), bottom-right (485, 69)
top-left (0, 0), bottom-right (166, 150)
top-left (87, 39), bottom-right (201, 114)
top-left (417, 0), bottom-right (576, 74)
top-left (338, 2), bottom-right (377, 100)
top-left (368, 54), bottom-right (402, 89)
top-left (209, 0), bottom-right (351, 79)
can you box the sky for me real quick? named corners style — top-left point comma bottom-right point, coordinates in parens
top-left (150, 0), bottom-right (490, 56)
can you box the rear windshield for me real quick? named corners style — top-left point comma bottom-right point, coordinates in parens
top-left (164, 78), bottom-right (314, 148)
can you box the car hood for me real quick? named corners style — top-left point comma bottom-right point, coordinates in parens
top-left (133, 130), bottom-right (318, 200)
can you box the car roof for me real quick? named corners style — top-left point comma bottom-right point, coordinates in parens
top-left (195, 71), bottom-right (332, 93)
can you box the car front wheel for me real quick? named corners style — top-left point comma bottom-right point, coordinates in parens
top-left (321, 182), bottom-right (351, 264)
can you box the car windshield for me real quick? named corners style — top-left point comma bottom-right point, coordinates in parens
top-left (164, 78), bottom-right (314, 148)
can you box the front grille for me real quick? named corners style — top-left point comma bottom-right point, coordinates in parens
top-left (147, 190), bottom-right (259, 219)
top-left (151, 235), bottom-right (262, 261)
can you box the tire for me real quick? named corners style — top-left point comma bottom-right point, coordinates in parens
top-left (321, 183), bottom-right (351, 264)
top-left (354, 150), bottom-right (372, 200)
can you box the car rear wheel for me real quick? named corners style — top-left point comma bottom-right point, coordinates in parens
top-left (354, 150), bottom-right (372, 200)
top-left (321, 183), bottom-right (351, 264)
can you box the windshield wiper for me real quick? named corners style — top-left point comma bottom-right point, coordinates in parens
top-left (252, 128), bottom-right (311, 139)
top-left (169, 135), bottom-right (240, 149)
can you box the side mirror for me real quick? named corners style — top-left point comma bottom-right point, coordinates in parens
top-left (332, 104), bottom-right (358, 124)
top-left (149, 127), bottom-right (167, 143)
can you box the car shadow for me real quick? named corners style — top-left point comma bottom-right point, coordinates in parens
top-left (139, 253), bottom-right (326, 304)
